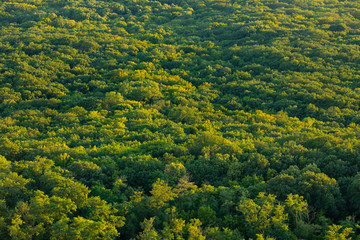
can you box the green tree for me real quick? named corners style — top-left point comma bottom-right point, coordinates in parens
top-left (149, 179), bottom-right (177, 209)
top-left (138, 217), bottom-right (159, 240)
top-left (324, 225), bottom-right (353, 240)
top-left (237, 193), bottom-right (289, 238)
top-left (187, 219), bottom-right (205, 240)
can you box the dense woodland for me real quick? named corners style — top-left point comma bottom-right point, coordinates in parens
top-left (1, 0), bottom-right (360, 239)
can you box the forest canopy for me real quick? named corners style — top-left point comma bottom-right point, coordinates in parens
top-left (1, 0), bottom-right (360, 239)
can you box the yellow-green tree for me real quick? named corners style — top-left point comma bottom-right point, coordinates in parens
top-left (149, 179), bottom-right (178, 209)
top-left (237, 193), bottom-right (288, 237)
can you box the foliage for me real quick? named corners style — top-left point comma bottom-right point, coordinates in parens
top-left (1, 0), bottom-right (360, 238)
